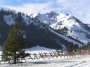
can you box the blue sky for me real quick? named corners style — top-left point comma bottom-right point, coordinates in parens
top-left (0, 0), bottom-right (90, 24)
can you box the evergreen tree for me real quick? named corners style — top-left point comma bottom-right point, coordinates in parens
top-left (87, 42), bottom-right (90, 51)
top-left (2, 22), bottom-right (26, 64)
top-left (67, 44), bottom-right (77, 55)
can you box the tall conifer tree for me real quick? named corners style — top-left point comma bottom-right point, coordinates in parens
top-left (2, 22), bottom-right (26, 64)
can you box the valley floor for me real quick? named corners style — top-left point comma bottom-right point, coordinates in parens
top-left (0, 55), bottom-right (90, 67)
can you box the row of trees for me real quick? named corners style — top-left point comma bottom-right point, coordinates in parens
top-left (80, 42), bottom-right (90, 51)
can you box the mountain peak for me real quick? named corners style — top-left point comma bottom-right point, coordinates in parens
top-left (35, 11), bottom-right (90, 43)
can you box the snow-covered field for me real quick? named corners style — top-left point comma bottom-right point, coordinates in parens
top-left (0, 46), bottom-right (90, 67)
top-left (0, 55), bottom-right (90, 67)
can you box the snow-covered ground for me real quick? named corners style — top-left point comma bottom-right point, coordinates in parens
top-left (0, 46), bottom-right (90, 67)
top-left (0, 55), bottom-right (90, 67)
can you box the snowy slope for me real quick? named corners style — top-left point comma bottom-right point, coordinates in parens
top-left (36, 11), bottom-right (90, 43)
top-left (36, 11), bottom-right (58, 25)
top-left (48, 28), bottom-right (82, 47)
top-left (25, 45), bottom-right (54, 51)
top-left (4, 15), bottom-right (14, 25)
top-left (25, 45), bottom-right (55, 53)
top-left (22, 15), bottom-right (31, 25)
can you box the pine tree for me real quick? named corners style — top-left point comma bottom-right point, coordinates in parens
top-left (67, 44), bottom-right (77, 55)
top-left (87, 42), bottom-right (90, 51)
top-left (2, 22), bottom-right (26, 64)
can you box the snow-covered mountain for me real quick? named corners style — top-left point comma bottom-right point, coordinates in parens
top-left (35, 11), bottom-right (90, 43)
top-left (0, 9), bottom-right (90, 50)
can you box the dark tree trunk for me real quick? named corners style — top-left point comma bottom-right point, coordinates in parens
top-left (13, 52), bottom-right (16, 64)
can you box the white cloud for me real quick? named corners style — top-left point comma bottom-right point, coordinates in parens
top-left (57, 0), bottom-right (72, 8)
top-left (2, 2), bottom-right (53, 15)
top-left (56, 0), bottom-right (90, 24)
top-left (1, 0), bottom-right (90, 24)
